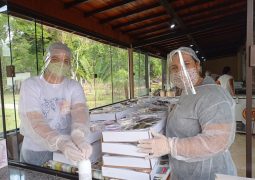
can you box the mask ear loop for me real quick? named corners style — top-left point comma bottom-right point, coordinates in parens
top-left (177, 50), bottom-right (196, 95)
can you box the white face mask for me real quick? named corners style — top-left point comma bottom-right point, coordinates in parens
top-left (46, 62), bottom-right (71, 78)
top-left (170, 68), bottom-right (199, 89)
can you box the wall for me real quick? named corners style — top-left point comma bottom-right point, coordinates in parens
top-left (203, 55), bottom-right (240, 80)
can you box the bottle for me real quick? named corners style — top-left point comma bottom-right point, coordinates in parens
top-left (78, 159), bottom-right (92, 180)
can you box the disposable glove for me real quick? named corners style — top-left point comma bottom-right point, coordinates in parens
top-left (57, 137), bottom-right (85, 165)
top-left (71, 129), bottom-right (92, 159)
top-left (137, 131), bottom-right (172, 159)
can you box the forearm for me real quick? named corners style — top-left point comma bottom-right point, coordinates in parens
top-left (71, 103), bottom-right (90, 137)
top-left (26, 112), bottom-right (68, 151)
top-left (170, 123), bottom-right (234, 162)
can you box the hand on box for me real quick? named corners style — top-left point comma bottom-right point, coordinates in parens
top-left (71, 129), bottom-right (92, 159)
top-left (137, 130), bottom-right (172, 159)
top-left (57, 138), bottom-right (85, 165)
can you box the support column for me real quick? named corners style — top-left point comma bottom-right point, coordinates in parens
top-left (245, 0), bottom-right (253, 177)
top-left (128, 48), bottom-right (134, 99)
top-left (145, 54), bottom-right (150, 95)
top-left (162, 59), bottom-right (167, 90)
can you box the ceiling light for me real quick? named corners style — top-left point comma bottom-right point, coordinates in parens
top-left (201, 56), bottom-right (204, 59)
top-left (170, 23), bottom-right (175, 29)
top-left (190, 44), bottom-right (194, 47)
top-left (195, 50), bottom-right (199, 53)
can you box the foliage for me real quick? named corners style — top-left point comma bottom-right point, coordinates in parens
top-left (0, 14), bottom-right (162, 102)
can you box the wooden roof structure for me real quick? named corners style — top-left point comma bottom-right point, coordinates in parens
top-left (7, 0), bottom-right (246, 60)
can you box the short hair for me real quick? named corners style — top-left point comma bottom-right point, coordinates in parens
top-left (45, 42), bottom-right (71, 62)
top-left (222, 66), bottom-right (231, 74)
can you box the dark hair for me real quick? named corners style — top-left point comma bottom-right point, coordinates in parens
top-left (222, 66), bottom-right (231, 74)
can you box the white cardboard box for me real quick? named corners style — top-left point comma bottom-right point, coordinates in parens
top-left (53, 140), bottom-right (101, 165)
top-left (87, 131), bottom-right (102, 144)
top-left (215, 174), bottom-right (255, 180)
top-left (102, 118), bottom-right (166, 142)
top-left (115, 106), bottom-right (137, 119)
top-left (102, 142), bottom-right (146, 157)
top-left (90, 112), bottom-right (116, 121)
top-left (103, 155), bottom-right (158, 169)
top-left (102, 166), bottom-right (157, 180)
top-left (0, 139), bottom-right (8, 169)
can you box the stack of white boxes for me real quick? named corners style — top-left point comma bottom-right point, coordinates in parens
top-left (101, 117), bottom-right (166, 180)
top-left (53, 102), bottom-right (139, 166)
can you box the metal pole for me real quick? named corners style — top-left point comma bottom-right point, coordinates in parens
top-left (35, 19), bottom-right (39, 75)
top-left (245, 0), bottom-right (253, 177)
top-left (7, 10), bottom-right (20, 160)
top-left (0, 56), bottom-right (7, 139)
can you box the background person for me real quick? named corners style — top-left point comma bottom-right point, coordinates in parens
top-left (217, 66), bottom-right (235, 96)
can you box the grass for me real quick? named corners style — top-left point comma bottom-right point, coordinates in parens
top-left (0, 109), bottom-right (20, 132)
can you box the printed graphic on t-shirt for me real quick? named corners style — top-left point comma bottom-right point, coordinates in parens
top-left (41, 98), bottom-right (71, 133)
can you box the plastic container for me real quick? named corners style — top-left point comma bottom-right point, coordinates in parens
top-left (78, 160), bottom-right (92, 180)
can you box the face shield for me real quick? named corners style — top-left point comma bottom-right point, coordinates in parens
top-left (167, 47), bottom-right (201, 95)
top-left (41, 42), bottom-right (72, 82)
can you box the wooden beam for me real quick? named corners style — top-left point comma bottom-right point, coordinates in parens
top-left (158, 40), bottom-right (191, 47)
top-left (113, 0), bottom-right (209, 33)
top-left (180, 0), bottom-right (242, 18)
top-left (64, 0), bottom-right (89, 9)
top-left (122, 18), bottom-right (170, 34)
top-left (134, 13), bottom-right (246, 47)
top-left (100, 2), bottom-right (161, 24)
top-left (160, 0), bottom-right (186, 30)
top-left (136, 29), bottom-right (171, 40)
top-left (101, 0), bottom-right (210, 24)
top-left (205, 46), bottom-right (239, 56)
top-left (7, 0), bottom-right (132, 46)
top-left (186, 12), bottom-right (245, 29)
top-left (131, 13), bottom-right (245, 40)
top-left (158, 0), bottom-right (206, 57)
top-left (131, 24), bottom-right (169, 37)
top-left (183, 1), bottom-right (246, 22)
top-left (112, 12), bottom-right (167, 29)
top-left (122, 0), bottom-right (244, 34)
top-left (84, 0), bottom-right (135, 17)
top-left (193, 25), bottom-right (245, 39)
top-left (128, 48), bottom-right (134, 99)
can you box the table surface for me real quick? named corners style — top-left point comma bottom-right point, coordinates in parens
top-left (0, 166), bottom-right (69, 180)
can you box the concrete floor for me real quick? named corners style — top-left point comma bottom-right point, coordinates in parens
top-left (230, 133), bottom-right (255, 178)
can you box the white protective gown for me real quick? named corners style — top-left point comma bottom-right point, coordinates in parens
top-left (166, 77), bottom-right (237, 180)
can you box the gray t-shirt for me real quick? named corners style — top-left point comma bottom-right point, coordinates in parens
top-left (166, 77), bottom-right (236, 180)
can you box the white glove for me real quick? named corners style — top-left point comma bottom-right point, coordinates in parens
top-left (57, 138), bottom-right (85, 165)
top-left (138, 131), bottom-right (172, 159)
top-left (71, 129), bottom-right (92, 159)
